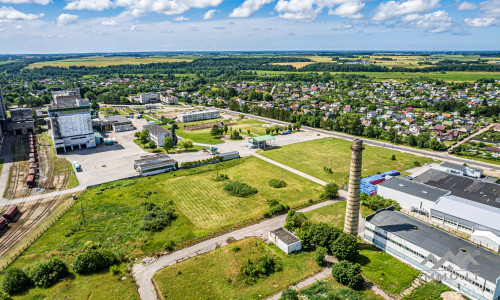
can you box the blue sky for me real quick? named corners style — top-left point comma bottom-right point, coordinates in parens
top-left (0, 0), bottom-right (498, 54)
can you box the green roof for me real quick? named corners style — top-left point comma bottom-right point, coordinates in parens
top-left (250, 135), bottom-right (275, 142)
top-left (93, 130), bottom-right (103, 139)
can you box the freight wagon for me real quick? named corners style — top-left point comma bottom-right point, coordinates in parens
top-left (2, 205), bottom-right (19, 221)
top-left (26, 175), bottom-right (35, 187)
top-left (0, 217), bottom-right (7, 230)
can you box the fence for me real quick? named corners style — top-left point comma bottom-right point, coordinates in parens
top-left (0, 197), bottom-right (76, 272)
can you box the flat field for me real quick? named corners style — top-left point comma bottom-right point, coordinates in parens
top-left (304, 201), bottom-right (374, 229)
top-left (261, 138), bottom-right (433, 186)
top-left (26, 55), bottom-right (193, 69)
top-left (153, 237), bottom-right (321, 300)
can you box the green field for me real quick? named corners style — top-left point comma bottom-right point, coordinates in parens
top-left (26, 55), bottom-right (194, 69)
top-left (304, 278), bottom-right (383, 299)
top-left (403, 281), bottom-right (451, 299)
top-left (153, 237), bottom-right (321, 300)
top-left (1, 157), bottom-right (322, 298)
top-left (261, 138), bottom-right (433, 186)
top-left (0, 158), bottom-right (3, 173)
top-left (304, 201), bottom-right (374, 229)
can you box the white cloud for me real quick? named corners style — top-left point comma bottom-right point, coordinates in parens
top-left (457, 1), bottom-right (477, 10)
top-left (203, 9), bottom-right (217, 19)
top-left (174, 15), bottom-right (189, 21)
top-left (65, 0), bottom-right (112, 11)
top-left (229, 0), bottom-right (273, 18)
top-left (57, 13), bottom-right (79, 26)
top-left (129, 24), bottom-right (138, 30)
top-left (328, 2), bottom-right (364, 19)
top-left (101, 19), bottom-right (118, 26)
top-left (464, 17), bottom-right (496, 26)
top-left (14, 23), bottom-right (22, 29)
top-left (0, 0), bottom-right (50, 4)
top-left (401, 10), bottom-right (452, 32)
top-left (372, 0), bottom-right (440, 21)
top-left (0, 6), bottom-right (43, 21)
top-left (274, 0), bottom-right (362, 21)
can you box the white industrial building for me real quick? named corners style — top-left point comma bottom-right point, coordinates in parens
top-left (8, 108), bottom-right (36, 135)
top-left (268, 228), bottom-right (302, 254)
top-left (437, 162), bottom-right (483, 178)
top-left (364, 207), bottom-right (500, 300)
top-left (178, 109), bottom-right (220, 123)
top-left (104, 115), bottom-right (135, 132)
top-left (143, 124), bottom-right (171, 147)
top-left (138, 93), bottom-right (159, 104)
top-left (48, 90), bottom-right (95, 152)
top-left (134, 153), bottom-right (177, 176)
top-left (218, 151), bottom-right (240, 161)
top-left (160, 93), bottom-right (178, 105)
top-left (51, 89), bottom-right (81, 106)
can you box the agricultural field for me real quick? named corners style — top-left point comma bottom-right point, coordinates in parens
top-left (403, 281), bottom-right (451, 300)
top-left (345, 71), bottom-right (500, 82)
top-left (260, 138), bottom-right (433, 186)
top-left (270, 61), bottom-right (316, 68)
top-left (0, 157), bottom-right (322, 298)
top-left (304, 201), bottom-right (374, 229)
top-left (153, 237), bottom-right (321, 300)
top-left (26, 55), bottom-right (194, 69)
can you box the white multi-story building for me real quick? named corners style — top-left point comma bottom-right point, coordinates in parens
top-left (159, 93), bottom-right (178, 105)
top-left (52, 89), bottom-right (82, 106)
top-left (138, 92), bottom-right (159, 104)
top-left (143, 124), bottom-right (171, 147)
top-left (364, 207), bottom-right (500, 300)
top-left (177, 109), bottom-right (220, 123)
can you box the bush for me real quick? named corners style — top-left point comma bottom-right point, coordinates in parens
top-left (391, 154), bottom-right (396, 160)
top-left (1, 268), bottom-right (31, 295)
top-left (164, 240), bottom-right (176, 251)
top-left (268, 179), bottom-right (287, 188)
top-left (361, 193), bottom-right (401, 211)
top-left (314, 247), bottom-right (328, 267)
top-left (214, 173), bottom-right (229, 181)
top-left (296, 222), bottom-right (341, 249)
top-left (72, 249), bottom-right (117, 275)
top-left (231, 245), bottom-right (241, 252)
top-left (0, 290), bottom-right (10, 300)
top-left (240, 254), bottom-right (282, 281)
top-left (280, 288), bottom-right (299, 300)
top-left (262, 199), bottom-right (289, 217)
top-left (28, 258), bottom-right (69, 288)
top-left (141, 207), bottom-right (177, 232)
top-left (331, 260), bottom-right (364, 290)
top-left (323, 167), bottom-right (333, 174)
top-left (322, 183), bottom-right (339, 199)
top-left (224, 181), bottom-right (257, 197)
top-left (110, 265), bottom-right (121, 275)
top-left (284, 210), bottom-right (308, 231)
top-left (330, 233), bottom-right (358, 261)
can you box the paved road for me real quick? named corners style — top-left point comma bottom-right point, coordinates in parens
top-left (131, 200), bottom-right (338, 300)
top-left (213, 108), bottom-right (500, 173)
top-left (449, 123), bottom-right (495, 150)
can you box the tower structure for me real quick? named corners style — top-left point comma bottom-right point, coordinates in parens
top-left (0, 86), bottom-right (7, 120)
top-left (343, 139), bottom-right (364, 236)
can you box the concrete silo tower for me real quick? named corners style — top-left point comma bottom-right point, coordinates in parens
top-left (343, 139), bottom-right (364, 236)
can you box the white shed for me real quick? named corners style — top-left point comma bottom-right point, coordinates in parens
top-left (268, 228), bottom-right (302, 254)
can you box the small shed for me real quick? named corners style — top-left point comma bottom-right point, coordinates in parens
top-left (268, 228), bottom-right (302, 254)
top-left (219, 151), bottom-right (240, 161)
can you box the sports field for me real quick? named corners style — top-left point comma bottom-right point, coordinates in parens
top-left (153, 237), bottom-right (321, 300)
top-left (26, 55), bottom-right (193, 69)
top-left (261, 138), bottom-right (433, 186)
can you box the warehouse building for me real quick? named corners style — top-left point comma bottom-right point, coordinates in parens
top-left (436, 162), bottom-right (483, 178)
top-left (8, 108), bottom-right (36, 135)
top-left (177, 109), bottom-right (220, 123)
top-left (48, 90), bottom-right (95, 152)
top-left (377, 177), bottom-right (450, 214)
top-left (364, 207), bottom-right (500, 300)
top-left (134, 153), bottom-right (177, 176)
top-left (143, 124), bottom-right (171, 147)
top-left (268, 228), bottom-right (302, 254)
top-left (104, 115), bottom-right (135, 132)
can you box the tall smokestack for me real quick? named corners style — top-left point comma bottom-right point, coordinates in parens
top-left (344, 139), bottom-right (364, 236)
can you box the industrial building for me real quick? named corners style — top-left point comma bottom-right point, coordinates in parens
top-left (0, 86), bottom-right (7, 120)
top-left (8, 108), bottom-right (36, 135)
top-left (177, 109), bottom-right (220, 123)
top-left (143, 124), bottom-right (171, 147)
top-left (134, 153), bottom-right (177, 176)
top-left (104, 115), bottom-right (135, 132)
top-left (364, 207), bottom-right (500, 300)
top-left (218, 151), bottom-right (240, 161)
top-left (138, 93), bottom-right (159, 104)
top-left (268, 228), bottom-right (302, 254)
top-left (48, 90), bottom-right (95, 152)
top-left (436, 162), bottom-right (483, 178)
top-left (160, 93), bottom-right (178, 105)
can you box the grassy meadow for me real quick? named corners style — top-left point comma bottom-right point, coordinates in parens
top-left (403, 281), bottom-right (451, 299)
top-left (153, 237), bottom-right (321, 300)
top-left (304, 201), bottom-right (374, 229)
top-left (261, 138), bottom-right (433, 186)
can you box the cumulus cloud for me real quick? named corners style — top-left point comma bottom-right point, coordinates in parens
top-left (174, 15), bottom-right (189, 21)
top-left (464, 17), bottom-right (496, 26)
top-left (372, 0), bottom-right (440, 21)
top-left (328, 2), bottom-right (364, 19)
top-left (0, 0), bottom-right (50, 4)
top-left (229, 0), bottom-right (273, 18)
top-left (65, 0), bottom-right (112, 11)
top-left (203, 9), bottom-right (217, 19)
top-left (462, 0), bottom-right (500, 27)
top-left (457, 1), bottom-right (477, 10)
top-left (0, 6), bottom-right (43, 21)
top-left (400, 10), bottom-right (452, 32)
top-left (274, 0), bottom-right (363, 21)
top-left (57, 13), bottom-right (79, 26)
top-left (101, 19), bottom-right (118, 26)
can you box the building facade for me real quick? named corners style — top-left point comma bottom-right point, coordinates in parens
top-left (134, 153), bottom-right (177, 176)
top-left (8, 108), bottom-right (36, 135)
top-left (143, 124), bottom-right (171, 147)
top-left (178, 109), bottom-right (220, 123)
top-left (159, 93), bottom-right (178, 105)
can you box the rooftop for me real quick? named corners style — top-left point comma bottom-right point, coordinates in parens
top-left (178, 109), bottom-right (219, 116)
top-left (105, 114), bottom-right (131, 124)
top-left (366, 208), bottom-right (500, 283)
top-left (270, 228), bottom-right (300, 245)
top-left (143, 124), bottom-right (170, 136)
top-left (378, 177), bottom-right (449, 202)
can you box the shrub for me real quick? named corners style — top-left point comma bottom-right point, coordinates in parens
top-left (214, 174), bottom-right (229, 181)
top-left (330, 233), bottom-right (358, 261)
top-left (322, 183), bottom-right (339, 199)
top-left (164, 240), bottom-right (176, 251)
top-left (110, 265), bottom-right (121, 275)
top-left (28, 258), bottom-right (69, 288)
top-left (413, 161), bottom-right (421, 167)
top-left (314, 247), bottom-right (328, 267)
top-left (268, 179), bottom-right (287, 188)
top-left (391, 154), bottom-right (396, 160)
top-left (73, 249), bottom-right (117, 275)
top-left (231, 245), bottom-right (241, 252)
top-left (240, 255), bottom-right (282, 282)
top-left (284, 210), bottom-right (308, 231)
top-left (331, 260), bottom-right (364, 290)
top-left (280, 288), bottom-right (299, 300)
top-left (262, 199), bottom-right (289, 217)
top-left (1, 268), bottom-right (31, 295)
top-left (224, 181), bottom-right (258, 197)
top-left (323, 167), bottom-right (333, 174)
top-left (141, 207), bottom-right (177, 232)
top-left (361, 193), bottom-right (401, 211)
top-left (0, 290), bottom-right (10, 300)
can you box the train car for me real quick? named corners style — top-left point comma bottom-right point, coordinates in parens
top-left (30, 162), bottom-right (37, 169)
top-left (26, 175), bottom-right (35, 187)
top-left (29, 153), bottom-right (36, 159)
top-left (29, 168), bottom-right (36, 176)
top-left (30, 158), bottom-right (36, 164)
top-left (0, 217), bottom-right (7, 230)
top-left (2, 205), bottom-right (19, 221)
top-left (29, 146), bottom-right (36, 154)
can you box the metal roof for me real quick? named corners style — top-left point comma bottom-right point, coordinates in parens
top-left (440, 162), bottom-right (466, 171)
top-left (270, 228), bottom-right (300, 245)
top-left (378, 177), bottom-right (449, 202)
top-left (249, 135), bottom-right (275, 142)
top-left (143, 124), bottom-right (170, 136)
top-left (366, 208), bottom-right (500, 283)
top-left (219, 151), bottom-right (239, 157)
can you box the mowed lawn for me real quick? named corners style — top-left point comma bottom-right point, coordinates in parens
top-left (261, 138), bottom-right (433, 186)
top-left (305, 201), bottom-right (374, 229)
top-left (153, 237), bottom-right (321, 300)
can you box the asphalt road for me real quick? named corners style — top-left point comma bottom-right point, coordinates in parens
top-left (214, 108), bottom-right (500, 172)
